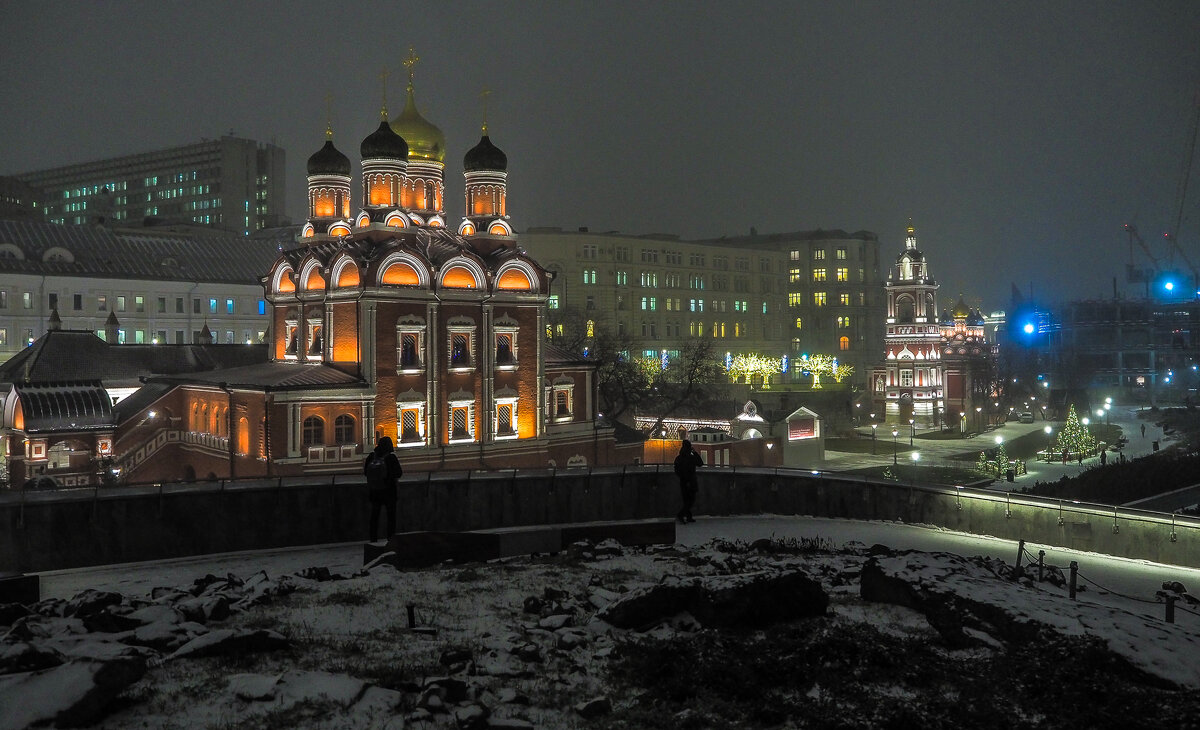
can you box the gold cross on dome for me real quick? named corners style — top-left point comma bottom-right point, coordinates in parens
top-left (323, 92), bottom-right (334, 138)
top-left (480, 88), bottom-right (492, 133)
top-left (403, 47), bottom-right (419, 88)
top-left (379, 66), bottom-right (390, 118)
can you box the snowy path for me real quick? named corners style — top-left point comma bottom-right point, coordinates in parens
top-left (38, 515), bottom-right (1200, 629)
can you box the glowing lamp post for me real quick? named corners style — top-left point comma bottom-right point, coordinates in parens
top-left (910, 451), bottom-right (920, 486)
top-left (871, 423), bottom-right (878, 455)
top-left (959, 411), bottom-right (966, 437)
top-left (891, 428), bottom-right (899, 466)
top-left (908, 418), bottom-right (915, 446)
top-left (975, 406), bottom-right (982, 434)
top-left (1043, 425), bottom-right (1052, 462)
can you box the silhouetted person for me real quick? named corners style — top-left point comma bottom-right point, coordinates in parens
top-left (1141, 423), bottom-right (1146, 438)
top-left (1100, 450), bottom-right (1107, 466)
top-left (364, 436), bottom-right (402, 543)
top-left (673, 439), bottom-right (704, 523)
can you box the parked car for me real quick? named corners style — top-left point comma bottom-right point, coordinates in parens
top-left (1018, 412), bottom-right (1035, 423)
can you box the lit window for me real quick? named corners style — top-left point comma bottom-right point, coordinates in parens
top-left (836, 247), bottom-right (847, 260)
top-left (553, 386), bottom-right (574, 418)
top-left (812, 268), bottom-right (826, 282)
top-left (788, 293), bottom-right (803, 307)
top-left (548, 295), bottom-right (559, 309)
top-left (839, 293), bottom-right (851, 306)
top-left (449, 403), bottom-right (475, 441)
top-left (495, 330), bottom-right (517, 366)
top-left (795, 317), bottom-right (802, 329)
top-left (840, 336), bottom-right (850, 351)
top-left (302, 416), bottom-right (324, 447)
top-left (814, 292), bottom-right (827, 306)
top-left (334, 414), bottom-right (355, 444)
top-left (398, 403), bottom-right (424, 443)
top-left (813, 249), bottom-right (826, 260)
top-left (495, 399), bottom-right (518, 438)
top-left (836, 268), bottom-right (849, 282)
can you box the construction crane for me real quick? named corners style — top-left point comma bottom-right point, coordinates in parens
top-left (1124, 223), bottom-right (1159, 284)
top-left (1125, 86), bottom-right (1200, 295)
top-left (1164, 87), bottom-right (1200, 293)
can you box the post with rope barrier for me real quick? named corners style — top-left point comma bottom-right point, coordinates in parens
top-left (1014, 540), bottom-right (1025, 579)
top-left (1165, 595), bottom-right (1176, 624)
top-left (1037, 550), bottom-right (1045, 583)
top-left (1069, 561), bottom-right (1078, 600)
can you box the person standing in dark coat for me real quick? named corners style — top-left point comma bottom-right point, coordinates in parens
top-left (364, 436), bottom-right (402, 543)
top-left (673, 439), bottom-right (704, 523)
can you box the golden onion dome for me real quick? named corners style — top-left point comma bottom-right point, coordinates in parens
top-left (952, 294), bottom-right (971, 319)
top-left (390, 86), bottom-right (445, 164)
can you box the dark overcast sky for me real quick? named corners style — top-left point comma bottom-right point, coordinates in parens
top-left (2, 1), bottom-right (1198, 309)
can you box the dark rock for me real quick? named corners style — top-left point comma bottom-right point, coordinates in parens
top-left (868, 544), bottom-right (894, 556)
top-left (521, 596), bottom-right (542, 614)
top-left (510, 643), bottom-right (543, 664)
top-left (170, 628), bottom-right (288, 659)
top-left (440, 647), bottom-right (474, 667)
top-left (28, 598), bottom-right (66, 617)
top-left (64, 589), bottom-right (123, 619)
top-left (542, 586), bottom-right (569, 602)
top-left (296, 566), bottom-right (334, 582)
top-left (574, 696), bottom-right (612, 718)
top-left (0, 603), bottom-right (32, 627)
top-left (0, 641), bottom-right (64, 674)
top-left (81, 610), bottom-right (142, 633)
top-left (0, 657), bottom-right (145, 728)
top-left (454, 703), bottom-right (490, 729)
top-left (424, 675), bottom-right (469, 703)
top-left (599, 570), bottom-right (828, 630)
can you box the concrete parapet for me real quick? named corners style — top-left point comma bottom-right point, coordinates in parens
top-left (3, 467), bottom-right (1200, 572)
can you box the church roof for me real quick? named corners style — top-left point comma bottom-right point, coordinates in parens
top-left (13, 381), bottom-right (113, 432)
top-left (0, 329), bottom-right (268, 387)
top-left (0, 219), bottom-right (279, 283)
top-left (144, 361), bottom-right (363, 390)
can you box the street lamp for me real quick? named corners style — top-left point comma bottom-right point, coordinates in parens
top-left (891, 427), bottom-right (899, 466)
top-left (908, 418), bottom-right (915, 446)
top-left (959, 411), bottom-right (966, 437)
top-left (1104, 402), bottom-right (1111, 425)
top-left (871, 423), bottom-right (878, 454)
top-left (1043, 425), bottom-right (1052, 462)
top-left (975, 406), bottom-right (982, 434)
top-left (910, 451), bottom-right (920, 487)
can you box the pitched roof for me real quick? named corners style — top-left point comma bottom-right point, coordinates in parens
top-left (0, 219), bottom-right (280, 283)
top-left (0, 329), bottom-right (269, 386)
top-left (144, 361), bottom-right (363, 390)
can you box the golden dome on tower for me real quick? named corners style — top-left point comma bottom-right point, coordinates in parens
top-left (389, 49), bottom-right (445, 163)
top-left (952, 294), bottom-right (971, 319)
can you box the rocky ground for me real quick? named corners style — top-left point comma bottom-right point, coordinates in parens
top-left (4, 535), bottom-right (1200, 729)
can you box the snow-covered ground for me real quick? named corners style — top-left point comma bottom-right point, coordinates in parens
top-left (10, 515), bottom-right (1200, 729)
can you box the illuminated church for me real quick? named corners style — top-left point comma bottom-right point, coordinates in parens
top-left (870, 226), bottom-right (995, 428)
top-left (0, 56), bottom-right (630, 487)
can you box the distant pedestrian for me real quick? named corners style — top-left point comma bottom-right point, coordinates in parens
top-left (364, 435), bottom-right (402, 543)
top-left (673, 439), bottom-right (704, 524)
top-left (1077, 452), bottom-right (1083, 466)
top-left (1062, 448), bottom-right (1069, 464)
top-left (1100, 450), bottom-right (1107, 466)
top-left (1141, 423), bottom-right (1146, 438)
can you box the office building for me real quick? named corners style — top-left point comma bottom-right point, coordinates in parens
top-left (15, 136), bottom-right (286, 234)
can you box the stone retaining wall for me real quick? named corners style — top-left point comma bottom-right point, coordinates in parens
top-left (2, 468), bottom-right (1198, 572)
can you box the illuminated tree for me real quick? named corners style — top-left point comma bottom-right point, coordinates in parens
top-left (1054, 404), bottom-right (1095, 457)
top-left (795, 354), bottom-right (853, 388)
top-left (728, 353), bottom-right (783, 388)
top-left (830, 362), bottom-right (854, 384)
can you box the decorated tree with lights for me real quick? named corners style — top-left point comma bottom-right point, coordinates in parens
top-left (830, 362), bottom-right (855, 384)
top-left (974, 441), bottom-right (1010, 476)
top-left (728, 353), bottom-right (783, 388)
top-left (1054, 404), bottom-right (1096, 457)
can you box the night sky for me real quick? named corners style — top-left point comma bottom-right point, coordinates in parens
top-left (2, 1), bottom-right (1198, 309)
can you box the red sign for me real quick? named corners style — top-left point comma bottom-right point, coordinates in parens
top-left (789, 418), bottom-right (815, 440)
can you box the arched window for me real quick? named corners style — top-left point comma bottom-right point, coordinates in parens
top-left (334, 414), bottom-right (355, 444)
top-left (302, 416), bottom-right (324, 447)
top-left (237, 416), bottom-right (250, 456)
top-left (839, 336), bottom-right (851, 351)
top-left (896, 296), bottom-right (915, 323)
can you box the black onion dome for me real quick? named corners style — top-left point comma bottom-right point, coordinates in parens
top-left (307, 140), bottom-right (351, 176)
top-left (464, 134), bottom-right (508, 172)
top-left (361, 120), bottom-right (409, 160)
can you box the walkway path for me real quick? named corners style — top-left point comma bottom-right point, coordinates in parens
top-left (824, 405), bottom-right (1175, 491)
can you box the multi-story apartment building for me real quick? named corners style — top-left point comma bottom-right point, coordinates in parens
top-left (0, 176), bottom-right (42, 220)
top-left (14, 137), bottom-right (286, 234)
top-left (0, 219), bottom-right (280, 363)
top-left (519, 227), bottom-right (884, 387)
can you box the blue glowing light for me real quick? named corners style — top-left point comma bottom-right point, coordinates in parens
top-left (1023, 323), bottom-right (1034, 334)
